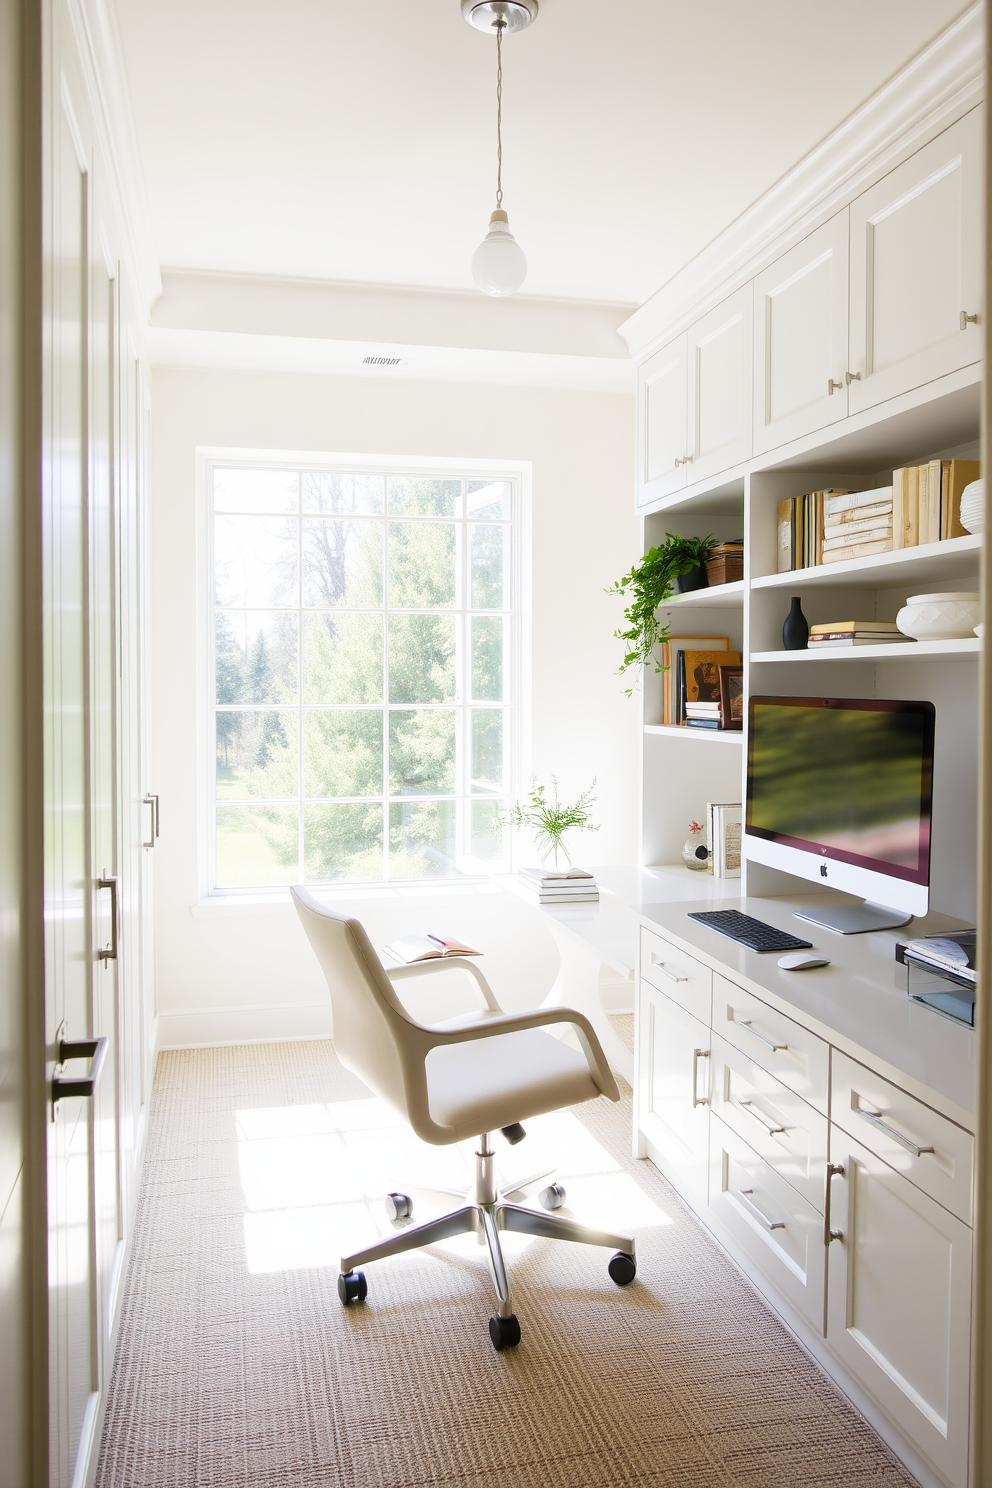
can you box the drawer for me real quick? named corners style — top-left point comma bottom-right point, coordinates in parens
top-left (710, 1031), bottom-right (828, 1212)
top-left (709, 1113), bottom-right (826, 1336)
top-left (639, 927), bottom-right (712, 1025)
top-left (831, 1051), bottom-right (973, 1226)
top-left (713, 975), bottom-right (829, 1115)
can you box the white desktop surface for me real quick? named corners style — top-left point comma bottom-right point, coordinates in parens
top-left (638, 894), bottom-right (976, 1126)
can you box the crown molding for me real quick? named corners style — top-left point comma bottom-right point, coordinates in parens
top-left (67, 0), bottom-right (161, 315)
top-left (619, 4), bottom-right (983, 361)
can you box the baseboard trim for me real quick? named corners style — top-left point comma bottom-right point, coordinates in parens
top-left (157, 1000), bottom-right (334, 1049)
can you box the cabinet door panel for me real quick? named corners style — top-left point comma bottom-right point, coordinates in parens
top-left (637, 983), bottom-right (710, 1204)
top-left (827, 1128), bottom-right (971, 1488)
top-left (687, 284), bottom-right (752, 482)
top-left (710, 1114), bottom-right (825, 1334)
top-left (637, 333), bottom-right (687, 506)
top-left (753, 212), bottom-right (849, 453)
top-left (849, 109), bottom-right (981, 413)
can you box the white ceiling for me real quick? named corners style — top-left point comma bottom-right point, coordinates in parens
top-left (114, 0), bottom-right (970, 307)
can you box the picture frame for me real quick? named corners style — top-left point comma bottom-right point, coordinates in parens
top-left (718, 664), bottom-right (744, 730)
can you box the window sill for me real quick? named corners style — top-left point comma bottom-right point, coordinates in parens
top-left (191, 878), bottom-right (509, 918)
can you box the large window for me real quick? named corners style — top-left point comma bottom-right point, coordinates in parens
top-left (207, 459), bottom-right (518, 889)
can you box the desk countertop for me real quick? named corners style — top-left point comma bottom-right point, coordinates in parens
top-left (498, 867), bottom-right (976, 1127)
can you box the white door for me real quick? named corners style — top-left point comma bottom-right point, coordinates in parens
top-left (826, 1127), bottom-right (972, 1488)
top-left (687, 284), bottom-right (753, 483)
top-left (637, 983), bottom-right (710, 1204)
top-left (753, 211), bottom-right (850, 453)
top-left (848, 108), bottom-right (981, 414)
top-left (637, 333), bottom-right (688, 506)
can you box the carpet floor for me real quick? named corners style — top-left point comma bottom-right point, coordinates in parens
top-left (95, 1040), bottom-right (918, 1488)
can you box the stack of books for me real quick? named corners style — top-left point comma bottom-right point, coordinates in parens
top-left (891, 459), bottom-right (980, 547)
top-left (517, 867), bottom-right (599, 904)
top-left (808, 620), bottom-right (912, 649)
top-left (821, 486), bottom-right (894, 564)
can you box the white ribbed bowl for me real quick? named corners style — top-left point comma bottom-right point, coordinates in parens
top-left (959, 479), bottom-right (985, 534)
top-left (896, 592), bottom-right (981, 640)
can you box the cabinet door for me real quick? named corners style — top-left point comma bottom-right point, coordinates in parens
top-left (687, 284), bottom-right (753, 483)
top-left (637, 982), bottom-right (710, 1204)
top-left (849, 108), bottom-right (981, 414)
top-left (826, 1127), bottom-right (972, 1488)
top-left (753, 212), bottom-right (849, 453)
top-left (637, 333), bottom-right (687, 506)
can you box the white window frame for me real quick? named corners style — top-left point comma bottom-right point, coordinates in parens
top-left (196, 447), bottom-right (532, 900)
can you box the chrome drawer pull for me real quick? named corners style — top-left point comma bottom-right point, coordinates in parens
top-left (53, 1036), bottom-right (109, 1102)
top-left (737, 1099), bottom-right (786, 1136)
top-left (691, 1048), bottom-right (710, 1108)
top-left (737, 1188), bottom-right (785, 1231)
top-left (737, 1019), bottom-right (787, 1053)
top-left (856, 1105), bottom-right (934, 1158)
top-left (824, 1163), bottom-right (844, 1245)
top-left (650, 954), bottom-right (688, 983)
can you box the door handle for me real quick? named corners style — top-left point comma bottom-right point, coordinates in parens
top-left (53, 1037), bottom-right (109, 1101)
top-left (845, 370), bottom-right (861, 384)
top-left (960, 310), bottom-right (979, 330)
top-left (651, 953), bottom-right (688, 983)
top-left (691, 1048), bottom-right (710, 1108)
top-left (736, 1019), bottom-right (787, 1053)
top-left (855, 1105), bottom-right (934, 1157)
top-left (97, 876), bottom-right (119, 962)
top-left (737, 1188), bottom-right (785, 1231)
top-left (827, 379), bottom-right (844, 395)
top-left (824, 1162), bottom-right (844, 1246)
top-left (736, 1099), bottom-right (787, 1136)
top-left (144, 792), bottom-right (160, 847)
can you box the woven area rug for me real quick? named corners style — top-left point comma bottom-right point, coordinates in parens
top-left (95, 1041), bottom-right (917, 1488)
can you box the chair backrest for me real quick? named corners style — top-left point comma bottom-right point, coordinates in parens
top-left (291, 886), bottom-right (420, 1117)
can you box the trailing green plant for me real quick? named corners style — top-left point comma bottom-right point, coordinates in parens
top-left (501, 777), bottom-right (598, 866)
top-left (606, 533), bottom-right (716, 694)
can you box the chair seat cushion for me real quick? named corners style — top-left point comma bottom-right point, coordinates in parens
top-left (425, 1027), bottom-right (601, 1141)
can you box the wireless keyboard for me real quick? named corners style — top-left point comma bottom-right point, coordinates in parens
top-left (687, 909), bottom-right (813, 953)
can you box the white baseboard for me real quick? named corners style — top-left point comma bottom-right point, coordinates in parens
top-left (157, 1000), bottom-right (334, 1049)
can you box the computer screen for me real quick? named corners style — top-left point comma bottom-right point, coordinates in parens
top-left (746, 696), bottom-right (935, 886)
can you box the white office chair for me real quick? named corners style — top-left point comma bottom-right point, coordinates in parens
top-left (291, 886), bottom-right (637, 1349)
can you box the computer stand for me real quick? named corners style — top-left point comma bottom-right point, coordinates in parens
top-left (793, 901), bottom-right (914, 934)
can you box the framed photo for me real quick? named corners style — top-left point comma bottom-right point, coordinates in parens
top-left (718, 665), bottom-right (744, 729)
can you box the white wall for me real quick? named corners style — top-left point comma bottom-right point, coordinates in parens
top-left (149, 366), bottom-right (638, 1047)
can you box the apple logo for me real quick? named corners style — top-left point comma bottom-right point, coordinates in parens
top-left (820, 863), bottom-right (828, 877)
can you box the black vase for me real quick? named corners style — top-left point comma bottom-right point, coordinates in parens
top-left (677, 563), bottom-right (708, 593)
top-left (782, 595), bottom-right (809, 650)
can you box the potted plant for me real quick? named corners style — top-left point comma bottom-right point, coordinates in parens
top-left (502, 778), bottom-right (598, 867)
top-left (606, 533), bottom-right (715, 691)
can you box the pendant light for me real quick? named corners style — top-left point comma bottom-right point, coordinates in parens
top-left (462, 0), bottom-right (538, 297)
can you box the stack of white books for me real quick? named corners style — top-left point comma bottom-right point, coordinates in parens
top-left (517, 867), bottom-right (599, 904)
top-left (821, 487), bottom-right (894, 563)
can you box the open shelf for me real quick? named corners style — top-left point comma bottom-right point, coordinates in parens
top-left (751, 534), bottom-right (981, 592)
top-left (661, 579), bottom-right (745, 608)
top-left (750, 637), bottom-right (981, 663)
top-left (644, 724), bottom-right (744, 742)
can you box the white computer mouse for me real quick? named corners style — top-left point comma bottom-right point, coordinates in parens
top-left (778, 951), bottom-right (831, 971)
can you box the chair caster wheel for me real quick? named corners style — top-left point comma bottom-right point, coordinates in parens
top-left (385, 1192), bottom-right (412, 1222)
top-left (539, 1183), bottom-right (566, 1211)
top-left (608, 1251), bottom-right (636, 1286)
top-left (489, 1313), bottom-right (521, 1350)
top-left (337, 1269), bottom-right (367, 1304)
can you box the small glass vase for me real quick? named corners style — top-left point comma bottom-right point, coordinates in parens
top-left (682, 820), bottom-right (710, 872)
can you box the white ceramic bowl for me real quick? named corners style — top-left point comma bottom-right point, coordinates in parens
top-left (959, 478), bottom-right (984, 535)
top-left (896, 592), bottom-right (981, 641)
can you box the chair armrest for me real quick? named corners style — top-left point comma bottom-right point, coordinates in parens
top-left (420, 1006), bottom-right (620, 1102)
top-left (385, 957), bottom-right (503, 1014)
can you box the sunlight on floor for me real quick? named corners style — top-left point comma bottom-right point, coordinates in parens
top-left (236, 1095), bottom-right (671, 1275)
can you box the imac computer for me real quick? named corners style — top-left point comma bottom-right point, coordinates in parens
top-left (745, 695), bottom-right (936, 934)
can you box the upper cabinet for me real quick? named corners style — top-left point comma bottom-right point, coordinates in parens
top-left (638, 333), bottom-right (688, 504)
top-left (753, 212), bottom-right (849, 454)
top-left (687, 284), bottom-right (753, 484)
top-left (848, 109), bottom-right (981, 414)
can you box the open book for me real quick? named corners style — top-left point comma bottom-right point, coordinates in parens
top-left (382, 933), bottom-right (482, 965)
top-left (519, 867), bottom-right (594, 882)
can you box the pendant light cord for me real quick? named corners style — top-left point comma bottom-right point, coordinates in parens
top-left (495, 16), bottom-right (504, 209)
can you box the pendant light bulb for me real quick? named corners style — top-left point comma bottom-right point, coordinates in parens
top-left (472, 209), bottom-right (527, 296)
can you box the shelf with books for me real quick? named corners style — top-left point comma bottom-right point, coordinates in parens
top-left (660, 579), bottom-right (746, 608)
top-left (750, 637), bottom-right (981, 664)
top-left (751, 534), bottom-right (981, 592)
top-left (643, 724), bottom-right (744, 743)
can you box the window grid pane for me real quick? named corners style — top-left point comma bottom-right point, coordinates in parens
top-left (210, 466), bottom-right (515, 888)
